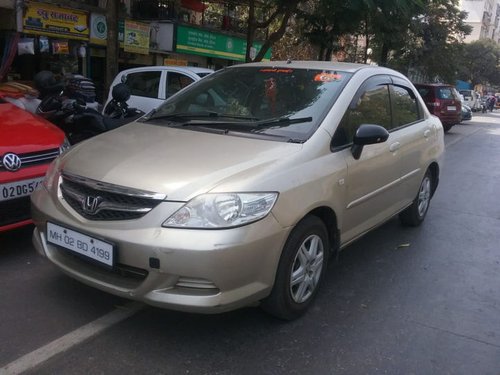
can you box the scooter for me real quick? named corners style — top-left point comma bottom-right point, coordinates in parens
top-left (36, 82), bottom-right (144, 144)
top-left (70, 83), bottom-right (144, 143)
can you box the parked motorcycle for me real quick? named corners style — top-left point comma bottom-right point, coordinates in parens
top-left (35, 73), bottom-right (144, 144)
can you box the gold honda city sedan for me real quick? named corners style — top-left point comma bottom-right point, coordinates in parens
top-left (31, 61), bottom-right (444, 320)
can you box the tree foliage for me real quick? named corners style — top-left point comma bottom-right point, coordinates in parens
top-left (245, 0), bottom-right (305, 62)
top-left (238, 0), bottom-right (499, 86)
top-left (457, 39), bottom-right (500, 86)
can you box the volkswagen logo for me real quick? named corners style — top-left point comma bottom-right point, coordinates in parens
top-left (82, 195), bottom-right (103, 215)
top-left (2, 153), bottom-right (22, 172)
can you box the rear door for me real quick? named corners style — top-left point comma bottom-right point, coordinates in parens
top-left (389, 78), bottom-right (432, 205)
top-left (437, 86), bottom-right (461, 117)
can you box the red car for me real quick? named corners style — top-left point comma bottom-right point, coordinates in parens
top-left (0, 94), bottom-right (68, 232)
top-left (414, 83), bottom-right (462, 132)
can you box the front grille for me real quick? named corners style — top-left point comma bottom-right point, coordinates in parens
top-left (60, 172), bottom-right (165, 221)
top-left (53, 246), bottom-right (148, 289)
top-left (0, 148), bottom-right (59, 171)
top-left (0, 196), bottom-right (31, 227)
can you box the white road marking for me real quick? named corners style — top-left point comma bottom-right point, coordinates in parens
top-left (0, 302), bottom-right (143, 375)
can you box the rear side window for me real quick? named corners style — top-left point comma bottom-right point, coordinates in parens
top-left (391, 85), bottom-right (421, 127)
top-left (166, 72), bottom-right (195, 97)
top-left (416, 87), bottom-right (431, 99)
top-left (437, 87), bottom-right (454, 100)
top-left (124, 71), bottom-right (161, 98)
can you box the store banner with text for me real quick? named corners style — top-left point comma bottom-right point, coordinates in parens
top-left (22, 1), bottom-right (89, 41)
top-left (176, 25), bottom-right (271, 61)
top-left (124, 20), bottom-right (150, 55)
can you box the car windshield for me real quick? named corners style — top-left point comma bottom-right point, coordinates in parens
top-left (148, 66), bottom-right (353, 142)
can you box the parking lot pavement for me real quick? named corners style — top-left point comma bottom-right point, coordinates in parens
top-left (2, 113), bottom-right (500, 374)
top-left (0, 227), bottom-right (129, 370)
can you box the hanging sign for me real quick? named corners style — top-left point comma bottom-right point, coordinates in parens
top-left (22, 1), bottom-right (89, 41)
top-left (176, 25), bottom-right (271, 61)
top-left (90, 13), bottom-right (107, 45)
top-left (124, 20), bottom-right (150, 55)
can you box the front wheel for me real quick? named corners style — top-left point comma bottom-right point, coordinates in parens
top-left (399, 169), bottom-right (433, 226)
top-left (261, 216), bottom-right (329, 320)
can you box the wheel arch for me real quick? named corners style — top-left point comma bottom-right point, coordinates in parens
top-left (428, 161), bottom-right (440, 197)
top-left (305, 206), bottom-right (340, 257)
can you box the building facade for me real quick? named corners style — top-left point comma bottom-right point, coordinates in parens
top-left (0, 0), bottom-right (270, 100)
top-left (460, 0), bottom-right (500, 43)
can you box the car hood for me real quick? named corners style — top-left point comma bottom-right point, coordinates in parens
top-left (62, 122), bottom-right (302, 200)
top-left (0, 103), bottom-right (65, 153)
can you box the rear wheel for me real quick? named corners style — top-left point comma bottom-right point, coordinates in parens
top-left (262, 216), bottom-right (329, 320)
top-left (399, 169), bottom-right (433, 227)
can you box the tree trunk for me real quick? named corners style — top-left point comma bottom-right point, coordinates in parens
top-left (380, 41), bottom-right (389, 67)
top-left (245, 0), bottom-right (256, 62)
top-left (106, 0), bottom-right (119, 94)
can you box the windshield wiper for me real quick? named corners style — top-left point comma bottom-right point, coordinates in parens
top-left (149, 111), bottom-right (259, 122)
top-left (254, 116), bottom-right (313, 129)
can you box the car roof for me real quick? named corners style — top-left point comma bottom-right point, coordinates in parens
top-left (228, 60), bottom-right (371, 73)
top-left (414, 83), bottom-right (453, 87)
top-left (116, 66), bottom-right (214, 75)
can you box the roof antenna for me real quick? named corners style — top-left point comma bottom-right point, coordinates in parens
top-left (286, 58), bottom-right (292, 64)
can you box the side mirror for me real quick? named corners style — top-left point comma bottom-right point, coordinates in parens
top-left (351, 124), bottom-right (389, 160)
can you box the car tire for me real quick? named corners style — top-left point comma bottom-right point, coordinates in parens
top-left (399, 169), bottom-right (433, 227)
top-left (443, 124), bottom-right (453, 132)
top-left (261, 216), bottom-right (329, 320)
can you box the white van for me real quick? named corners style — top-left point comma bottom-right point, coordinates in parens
top-left (104, 66), bottom-right (214, 114)
top-left (458, 89), bottom-right (480, 111)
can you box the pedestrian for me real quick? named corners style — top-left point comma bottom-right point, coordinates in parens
top-left (487, 95), bottom-right (496, 112)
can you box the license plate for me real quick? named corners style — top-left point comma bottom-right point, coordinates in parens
top-left (47, 222), bottom-right (114, 267)
top-left (447, 106), bottom-right (456, 111)
top-left (0, 177), bottom-right (44, 202)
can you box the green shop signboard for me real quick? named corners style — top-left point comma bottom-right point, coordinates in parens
top-left (176, 25), bottom-right (271, 61)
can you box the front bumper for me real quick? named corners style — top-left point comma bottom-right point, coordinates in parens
top-left (31, 187), bottom-right (290, 314)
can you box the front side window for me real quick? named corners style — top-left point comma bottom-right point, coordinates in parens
top-left (124, 71), bottom-right (161, 98)
top-left (332, 83), bottom-right (391, 147)
top-left (391, 85), bottom-right (421, 127)
top-left (149, 67), bottom-right (353, 142)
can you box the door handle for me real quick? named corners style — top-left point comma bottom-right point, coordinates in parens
top-left (389, 142), bottom-right (401, 152)
top-left (424, 129), bottom-right (431, 138)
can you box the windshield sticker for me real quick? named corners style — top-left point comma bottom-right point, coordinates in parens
top-left (259, 68), bottom-right (293, 74)
top-left (314, 73), bottom-right (342, 82)
top-left (265, 78), bottom-right (277, 114)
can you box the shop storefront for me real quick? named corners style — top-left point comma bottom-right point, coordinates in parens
top-left (9, 1), bottom-right (90, 82)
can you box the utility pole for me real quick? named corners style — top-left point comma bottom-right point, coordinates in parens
top-left (106, 0), bottom-right (119, 94)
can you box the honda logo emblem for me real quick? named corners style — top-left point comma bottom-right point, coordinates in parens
top-left (82, 195), bottom-right (102, 215)
top-left (2, 153), bottom-right (22, 172)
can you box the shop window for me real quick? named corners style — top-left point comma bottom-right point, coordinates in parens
top-left (132, 0), bottom-right (176, 19)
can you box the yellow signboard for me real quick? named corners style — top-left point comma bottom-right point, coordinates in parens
top-left (22, 1), bottom-right (89, 41)
top-left (163, 58), bottom-right (188, 66)
top-left (124, 20), bottom-right (150, 55)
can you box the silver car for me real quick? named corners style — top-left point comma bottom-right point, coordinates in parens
top-left (31, 61), bottom-right (444, 320)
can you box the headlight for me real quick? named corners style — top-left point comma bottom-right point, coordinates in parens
top-left (42, 158), bottom-right (61, 191)
top-left (163, 192), bottom-right (278, 229)
top-left (59, 137), bottom-right (71, 154)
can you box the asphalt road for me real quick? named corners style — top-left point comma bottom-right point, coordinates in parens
top-left (1, 113), bottom-right (500, 375)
